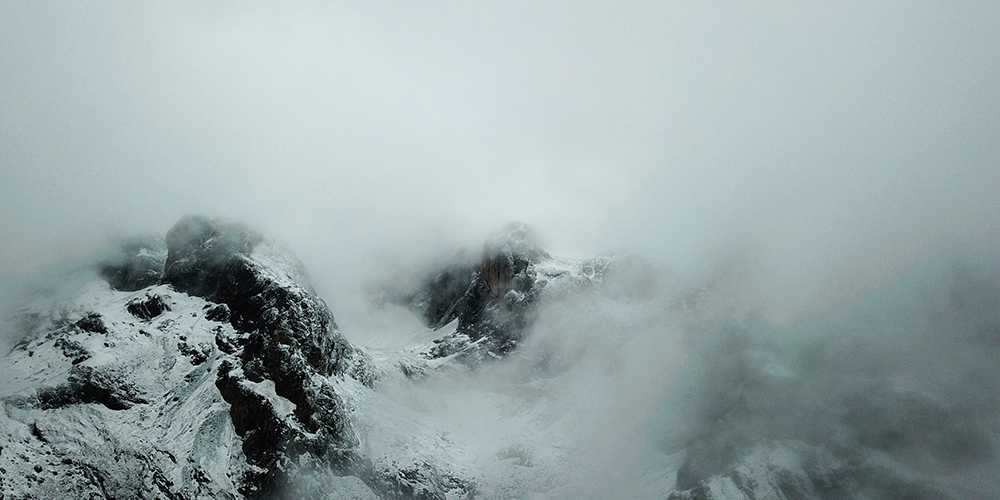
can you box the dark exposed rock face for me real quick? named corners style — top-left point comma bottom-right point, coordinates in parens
top-left (205, 303), bottom-right (231, 323)
top-left (163, 215), bottom-right (262, 299)
top-left (454, 222), bottom-right (548, 355)
top-left (74, 313), bottom-right (108, 334)
top-left (178, 336), bottom-right (213, 365)
top-left (99, 235), bottom-right (168, 292)
top-left (399, 223), bottom-right (550, 360)
top-left (127, 293), bottom-right (171, 320)
top-left (216, 255), bottom-right (357, 379)
top-left (54, 336), bottom-right (91, 364)
top-left (399, 263), bottom-right (478, 330)
top-left (159, 215), bottom-right (371, 498)
top-left (215, 360), bottom-right (302, 497)
top-left (29, 365), bottom-right (149, 411)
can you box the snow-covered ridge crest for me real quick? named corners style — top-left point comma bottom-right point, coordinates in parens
top-left (5, 215), bottom-right (586, 499)
top-left (1, 215), bottom-right (390, 499)
top-left (159, 216), bottom-right (371, 496)
top-left (9, 215), bottom-right (990, 500)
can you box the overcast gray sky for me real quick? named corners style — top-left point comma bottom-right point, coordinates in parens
top-left (2, 1), bottom-right (999, 319)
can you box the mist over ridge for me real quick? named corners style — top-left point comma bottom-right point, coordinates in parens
top-left (1, 2), bottom-right (1000, 498)
top-left (2, 1), bottom-right (999, 315)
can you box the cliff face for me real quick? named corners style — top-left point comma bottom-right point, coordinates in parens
top-left (453, 222), bottom-right (549, 355)
top-left (0, 216), bottom-right (448, 500)
top-left (0, 282), bottom-right (249, 499)
top-left (5, 216), bottom-right (992, 500)
top-left (159, 215), bottom-right (374, 497)
top-left (396, 222), bottom-right (605, 362)
top-left (162, 215), bottom-right (263, 300)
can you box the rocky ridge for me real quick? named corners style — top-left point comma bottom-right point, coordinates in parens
top-left (160, 215), bottom-right (376, 497)
top-left (3, 216), bottom-right (995, 499)
top-left (0, 282), bottom-right (247, 499)
top-left (0, 216), bottom-right (480, 499)
top-left (665, 300), bottom-right (999, 500)
top-left (390, 222), bottom-right (613, 365)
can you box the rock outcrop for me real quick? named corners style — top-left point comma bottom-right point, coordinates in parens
top-left (394, 222), bottom-right (614, 365)
top-left (162, 215), bottom-right (263, 300)
top-left (393, 223), bottom-right (554, 361)
top-left (0, 215), bottom-right (402, 499)
top-left (452, 222), bottom-right (549, 355)
top-left (99, 235), bottom-right (167, 292)
top-left (127, 293), bottom-right (171, 320)
top-left (159, 215), bottom-right (375, 497)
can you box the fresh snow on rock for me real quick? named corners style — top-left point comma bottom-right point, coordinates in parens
top-left (0, 282), bottom-right (247, 499)
top-left (2, 217), bottom-right (998, 500)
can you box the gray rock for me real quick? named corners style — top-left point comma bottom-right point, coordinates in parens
top-left (157, 215), bottom-right (375, 497)
top-left (162, 215), bottom-right (262, 299)
top-left (98, 235), bottom-right (167, 292)
top-left (127, 293), bottom-right (171, 320)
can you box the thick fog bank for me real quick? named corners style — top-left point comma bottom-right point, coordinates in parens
top-left (3, 1), bottom-right (1000, 317)
top-left (335, 232), bottom-right (1000, 498)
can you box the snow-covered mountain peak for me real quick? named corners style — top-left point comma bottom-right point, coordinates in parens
top-left (2, 216), bottom-right (998, 500)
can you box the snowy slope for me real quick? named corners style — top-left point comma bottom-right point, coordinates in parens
top-left (0, 282), bottom-right (247, 499)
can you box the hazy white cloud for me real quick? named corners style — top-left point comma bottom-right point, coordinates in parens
top-left (2, 1), bottom-right (999, 319)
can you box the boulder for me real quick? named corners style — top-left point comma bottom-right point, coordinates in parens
top-left (204, 303), bottom-right (231, 323)
top-left (126, 293), bottom-right (170, 320)
top-left (74, 312), bottom-right (108, 334)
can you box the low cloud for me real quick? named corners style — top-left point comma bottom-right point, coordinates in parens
top-left (2, 2), bottom-right (999, 496)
